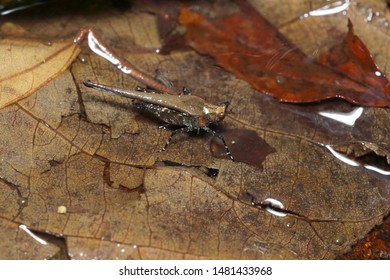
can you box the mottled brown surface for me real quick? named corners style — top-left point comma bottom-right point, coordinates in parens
top-left (0, 0), bottom-right (389, 259)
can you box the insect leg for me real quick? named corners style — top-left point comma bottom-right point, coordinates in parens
top-left (181, 87), bottom-right (191, 95)
top-left (160, 127), bottom-right (193, 152)
top-left (203, 127), bottom-right (234, 161)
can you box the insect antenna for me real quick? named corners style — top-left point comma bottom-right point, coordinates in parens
top-left (154, 69), bottom-right (176, 91)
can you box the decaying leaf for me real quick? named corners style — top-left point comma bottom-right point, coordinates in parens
top-left (179, 2), bottom-right (390, 106)
top-left (0, 36), bottom-right (80, 109)
top-left (339, 214), bottom-right (390, 259)
top-left (0, 0), bottom-right (390, 260)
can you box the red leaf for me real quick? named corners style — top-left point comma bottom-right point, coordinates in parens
top-left (179, 2), bottom-right (390, 107)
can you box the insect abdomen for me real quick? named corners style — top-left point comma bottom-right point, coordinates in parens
top-left (134, 102), bottom-right (199, 129)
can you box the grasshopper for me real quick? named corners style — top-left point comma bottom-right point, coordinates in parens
top-left (75, 28), bottom-right (233, 160)
top-left (83, 81), bottom-right (234, 160)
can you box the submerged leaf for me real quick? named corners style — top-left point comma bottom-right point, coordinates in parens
top-left (179, 3), bottom-right (390, 107)
top-left (0, 37), bottom-right (80, 109)
top-left (1, 0), bottom-right (390, 260)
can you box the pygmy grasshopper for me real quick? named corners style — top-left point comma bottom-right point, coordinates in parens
top-left (76, 28), bottom-right (233, 160)
top-left (83, 81), bottom-right (234, 160)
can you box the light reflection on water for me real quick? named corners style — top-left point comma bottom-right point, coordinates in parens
top-left (19, 224), bottom-right (47, 245)
top-left (262, 198), bottom-right (287, 217)
top-left (308, 0), bottom-right (350, 17)
top-left (319, 107), bottom-right (364, 126)
top-left (325, 145), bottom-right (390, 176)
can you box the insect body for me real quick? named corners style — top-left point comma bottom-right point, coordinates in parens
top-left (83, 80), bottom-right (234, 160)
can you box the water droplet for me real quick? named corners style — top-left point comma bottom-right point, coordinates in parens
top-left (79, 55), bottom-right (88, 63)
top-left (276, 76), bottom-right (285, 85)
top-left (121, 248), bottom-right (125, 253)
top-left (375, 71), bottom-right (382, 77)
top-left (155, 48), bottom-right (161, 54)
top-left (17, 197), bottom-right (28, 207)
top-left (44, 40), bottom-right (52, 46)
top-left (39, 119), bottom-right (50, 128)
top-left (285, 218), bottom-right (296, 228)
top-left (366, 8), bottom-right (373, 22)
top-left (116, 243), bottom-right (121, 247)
top-left (334, 236), bottom-right (345, 246)
top-left (262, 198), bottom-right (287, 217)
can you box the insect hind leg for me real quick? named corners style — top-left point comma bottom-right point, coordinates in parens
top-left (160, 127), bottom-right (194, 153)
top-left (203, 127), bottom-right (234, 161)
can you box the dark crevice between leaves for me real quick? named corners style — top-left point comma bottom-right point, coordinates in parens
top-left (329, 142), bottom-right (390, 178)
top-left (28, 229), bottom-right (70, 260)
top-left (155, 160), bottom-right (219, 179)
top-left (357, 152), bottom-right (390, 171)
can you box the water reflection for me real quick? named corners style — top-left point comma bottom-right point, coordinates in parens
top-left (87, 32), bottom-right (132, 75)
top-left (19, 224), bottom-right (47, 245)
top-left (364, 165), bottom-right (390, 176)
top-left (262, 198), bottom-right (287, 217)
top-left (325, 145), bottom-right (360, 166)
top-left (0, 1), bottom-right (46, 16)
top-left (326, 145), bottom-right (390, 175)
top-left (319, 107), bottom-right (364, 126)
top-left (308, 0), bottom-right (350, 17)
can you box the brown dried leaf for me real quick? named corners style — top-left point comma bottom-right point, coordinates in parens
top-left (0, 35), bottom-right (80, 109)
top-left (0, 0), bottom-right (390, 260)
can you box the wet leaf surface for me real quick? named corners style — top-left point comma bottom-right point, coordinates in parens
top-left (0, 0), bottom-right (390, 260)
top-left (0, 35), bottom-right (80, 109)
top-left (179, 1), bottom-right (390, 106)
